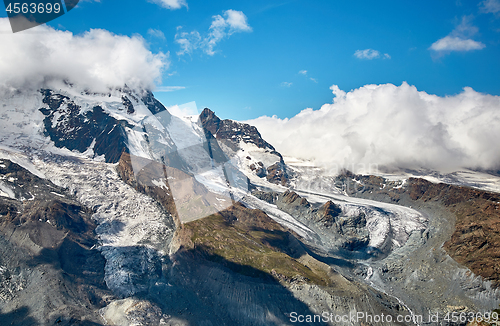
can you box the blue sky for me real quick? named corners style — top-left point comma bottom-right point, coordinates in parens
top-left (2, 0), bottom-right (500, 120)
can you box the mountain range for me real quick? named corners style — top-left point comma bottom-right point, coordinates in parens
top-left (0, 84), bottom-right (499, 325)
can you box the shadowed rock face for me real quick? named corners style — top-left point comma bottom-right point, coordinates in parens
top-left (315, 200), bottom-right (342, 228)
top-left (0, 159), bottom-right (111, 325)
top-left (117, 152), bottom-right (179, 226)
top-left (175, 202), bottom-right (327, 284)
top-left (39, 89), bottom-right (132, 163)
top-left (199, 108), bottom-right (279, 153)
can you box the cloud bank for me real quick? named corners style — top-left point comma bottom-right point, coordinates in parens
top-left (0, 18), bottom-right (168, 92)
top-left (175, 10), bottom-right (252, 56)
top-left (248, 83), bottom-right (500, 173)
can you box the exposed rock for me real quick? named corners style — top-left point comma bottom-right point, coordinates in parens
top-left (0, 159), bottom-right (110, 325)
top-left (121, 95), bottom-right (134, 114)
top-left (314, 201), bottom-right (341, 228)
top-left (140, 89), bottom-right (168, 115)
top-left (266, 162), bottom-right (289, 186)
top-left (39, 89), bottom-right (132, 163)
top-left (340, 171), bottom-right (500, 288)
top-left (251, 190), bottom-right (278, 204)
top-left (248, 163), bottom-right (266, 178)
top-left (407, 178), bottom-right (500, 288)
top-left (199, 108), bottom-right (280, 155)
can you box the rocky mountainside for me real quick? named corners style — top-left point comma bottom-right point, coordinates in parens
top-left (0, 159), bottom-right (111, 325)
top-left (333, 172), bottom-right (500, 288)
top-left (1, 85), bottom-right (499, 325)
top-left (199, 108), bottom-right (290, 186)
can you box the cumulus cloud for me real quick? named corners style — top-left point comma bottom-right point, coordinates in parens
top-left (430, 16), bottom-right (485, 54)
top-left (479, 0), bottom-right (500, 14)
top-left (0, 18), bottom-right (168, 92)
top-left (224, 9), bottom-right (252, 32)
top-left (247, 83), bottom-right (500, 173)
top-left (175, 10), bottom-right (251, 56)
top-left (354, 49), bottom-right (391, 60)
top-left (281, 82), bottom-right (292, 87)
top-left (148, 0), bottom-right (187, 10)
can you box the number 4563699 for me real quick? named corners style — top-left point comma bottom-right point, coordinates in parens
top-left (5, 2), bottom-right (61, 14)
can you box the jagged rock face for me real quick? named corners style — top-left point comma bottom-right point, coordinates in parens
top-left (198, 108), bottom-right (289, 185)
top-left (198, 108), bottom-right (221, 136)
top-left (139, 89), bottom-right (168, 115)
top-left (266, 162), bottom-right (289, 186)
top-left (121, 95), bottom-right (134, 114)
top-left (263, 189), bottom-right (370, 252)
top-left (314, 200), bottom-right (341, 228)
top-left (249, 163), bottom-right (266, 178)
top-left (39, 89), bottom-right (132, 163)
top-left (199, 108), bottom-right (278, 152)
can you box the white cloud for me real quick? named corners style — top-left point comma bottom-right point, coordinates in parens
top-left (247, 83), bottom-right (500, 172)
top-left (430, 16), bottom-right (485, 54)
top-left (148, 28), bottom-right (166, 40)
top-left (0, 19), bottom-right (168, 93)
top-left (167, 101), bottom-right (199, 117)
top-left (430, 36), bottom-right (485, 52)
top-left (224, 9), bottom-right (252, 33)
top-left (354, 49), bottom-right (380, 60)
top-left (175, 10), bottom-right (252, 56)
top-left (354, 49), bottom-right (391, 60)
top-left (148, 0), bottom-right (187, 10)
top-left (309, 78), bottom-right (318, 83)
top-left (155, 86), bottom-right (185, 92)
top-left (479, 0), bottom-right (500, 14)
top-left (281, 82), bottom-right (293, 87)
